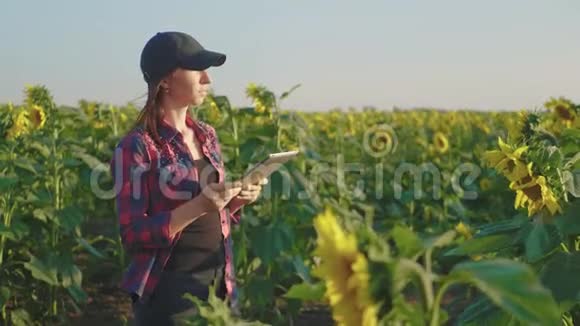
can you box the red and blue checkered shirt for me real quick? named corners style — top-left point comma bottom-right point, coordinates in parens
top-left (109, 114), bottom-right (241, 306)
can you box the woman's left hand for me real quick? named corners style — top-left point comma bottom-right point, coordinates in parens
top-left (230, 178), bottom-right (268, 206)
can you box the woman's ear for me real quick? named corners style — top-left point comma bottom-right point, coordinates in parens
top-left (159, 78), bottom-right (170, 93)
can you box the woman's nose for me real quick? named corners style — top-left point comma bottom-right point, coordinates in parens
top-left (201, 70), bottom-right (211, 84)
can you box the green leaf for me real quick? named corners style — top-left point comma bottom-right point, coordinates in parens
top-left (390, 225), bottom-right (423, 258)
top-left (63, 158), bottom-right (82, 167)
top-left (240, 138), bottom-right (267, 164)
top-left (73, 152), bottom-right (105, 169)
top-left (29, 189), bottom-right (52, 206)
top-left (77, 237), bottom-right (105, 258)
top-left (423, 230), bottom-right (456, 250)
top-left (23, 254), bottom-right (59, 286)
top-left (0, 175), bottom-right (18, 192)
top-left (57, 206), bottom-right (84, 233)
top-left (458, 296), bottom-right (517, 325)
top-left (474, 215), bottom-right (528, 238)
top-left (385, 296), bottom-right (426, 326)
top-left (250, 222), bottom-right (293, 265)
top-left (292, 256), bottom-right (312, 283)
top-left (29, 142), bottom-right (50, 158)
top-left (0, 224), bottom-right (17, 241)
top-left (280, 84), bottom-right (302, 100)
top-left (444, 234), bottom-right (514, 256)
top-left (524, 222), bottom-right (561, 263)
top-left (269, 167), bottom-right (294, 199)
top-left (67, 284), bottom-right (88, 304)
top-left (33, 207), bottom-right (55, 223)
top-left (563, 169), bottom-right (579, 198)
top-left (0, 286), bottom-right (10, 308)
top-left (284, 282), bottom-right (325, 301)
top-left (246, 277), bottom-right (274, 309)
top-left (13, 158), bottom-right (37, 175)
top-left (58, 259), bottom-right (82, 288)
top-left (0, 221), bottom-right (29, 241)
top-left (555, 201), bottom-right (580, 235)
top-left (450, 259), bottom-right (560, 326)
top-left (539, 251), bottom-right (580, 306)
top-left (11, 309), bottom-right (33, 326)
top-left (561, 127), bottom-right (580, 141)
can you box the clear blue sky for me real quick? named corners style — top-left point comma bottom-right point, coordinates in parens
top-left (1, 1), bottom-right (579, 111)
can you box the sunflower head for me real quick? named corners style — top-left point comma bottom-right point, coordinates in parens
top-left (479, 178), bottom-right (492, 191)
top-left (313, 207), bottom-right (378, 326)
top-left (119, 112), bottom-right (128, 123)
top-left (369, 128), bottom-right (394, 155)
top-left (511, 175), bottom-right (562, 217)
top-left (545, 97), bottom-right (577, 128)
top-left (246, 82), bottom-right (274, 115)
top-left (6, 108), bottom-right (31, 140)
top-left (455, 222), bottom-right (473, 239)
top-left (346, 113), bottom-right (357, 136)
top-left (92, 121), bottom-right (106, 130)
top-left (253, 99), bottom-right (268, 114)
top-left (482, 137), bottom-right (531, 182)
top-left (28, 105), bottom-right (46, 129)
top-left (205, 99), bottom-right (222, 122)
top-left (433, 132), bottom-right (449, 154)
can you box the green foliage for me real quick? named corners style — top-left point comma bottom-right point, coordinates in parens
top-left (0, 84), bottom-right (577, 325)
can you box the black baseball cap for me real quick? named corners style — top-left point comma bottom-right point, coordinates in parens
top-left (140, 31), bottom-right (226, 84)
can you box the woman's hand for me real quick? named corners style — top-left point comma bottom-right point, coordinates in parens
top-left (228, 178), bottom-right (268, 209)
top-left (200, 181), bottom-right (243, 212)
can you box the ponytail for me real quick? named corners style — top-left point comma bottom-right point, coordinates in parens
top-left (133, 81), bottom-right (163, 145)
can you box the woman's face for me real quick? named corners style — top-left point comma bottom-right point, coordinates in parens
top-left (162, 68), bottom-right (211, 107)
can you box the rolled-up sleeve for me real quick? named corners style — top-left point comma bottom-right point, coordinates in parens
top-left (110, 134), bottom-right (173, 252)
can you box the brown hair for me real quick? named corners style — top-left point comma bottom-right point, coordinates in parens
top-left (133, 81), bottom-right (164, 145)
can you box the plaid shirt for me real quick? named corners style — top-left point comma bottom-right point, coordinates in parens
top-left (109, 114), bottom-right (241, 306)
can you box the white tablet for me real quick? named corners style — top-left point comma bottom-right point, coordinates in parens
top-left (240, 150), bottom-right (300, 186)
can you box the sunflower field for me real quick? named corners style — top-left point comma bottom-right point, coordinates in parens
top-left (0, 84), bottom-right (578, 325)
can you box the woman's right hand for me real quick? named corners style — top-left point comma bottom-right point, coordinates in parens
top-left (200, 181), bottom-right (243, 212)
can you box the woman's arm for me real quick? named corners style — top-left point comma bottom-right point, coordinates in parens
top-left (168, 182), bottom-right (241, 236)
top-left (111, 135), bottom-right (213, 252)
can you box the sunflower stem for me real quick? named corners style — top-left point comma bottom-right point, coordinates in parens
top-left (425, 248), bottom-right (433, 281)
top-left (430, 281), bottom-right (455, 326)
top-left (397, 259), bottom-right (434, 310)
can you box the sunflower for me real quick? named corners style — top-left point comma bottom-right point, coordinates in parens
top-left (254, 99), bottom-right (267, 113)
top-left (207, 100), bottom-right (221, 122)
top-left (313, 207), bottom-right (378, 326)
top-left (368, 127), bottom-right (394, 155)
top-left (6, 109), bottom-right (30, 139)
top-left (92, 121), bottom-right (106, 129)
top-left (119, 112), bottom-right (128, 123)
top-left (455, 222), bottom-right (473, 239)
top-left (545, 97), bottom-right (577, 128)
top-left (479, 124), bottom-right (491, 135)
top-left (346, 113), bottom-right (356, 136)
top-left (510, 175), bottom-right (562, 217)
top-left (482, 137), bottom-right (530, 182)
top-left (554, 105), bottom-right (574, 121)
top-left (433, 132), bottom-right (449, 154)
top-left (28, 105), bottom-right (46, 129)
top-left (479, 178), bottom-right (492, 191)
top-left (82, 102), bottom-right (97, 118)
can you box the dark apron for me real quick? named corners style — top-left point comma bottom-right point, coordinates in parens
top-left (131, 266), bottom-right (226, 326)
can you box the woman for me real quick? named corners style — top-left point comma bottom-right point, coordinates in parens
top-left (110, 31), bottom-right (266, 325)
